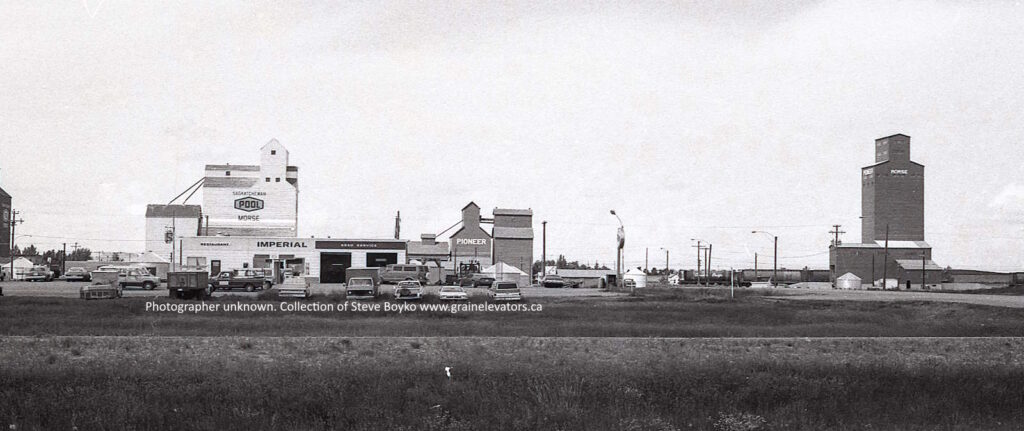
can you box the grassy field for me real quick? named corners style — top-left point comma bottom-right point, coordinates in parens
top-left (2, 336), bottom-right (1023, 430)
top-left (2, 287), bottom-right (1024, 337)
top-left (4, 288), bottom-right (1024, 429)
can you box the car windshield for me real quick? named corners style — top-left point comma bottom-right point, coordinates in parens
top-left (546, 275), bottom-right (562, 280)
top-left (495, 283), bottom-right (518, 290)
top-left (398, 281), bottom-right (420, 288)
top-left (440, 287), bottom-right (461, 292)
top-left (68, 268), bottom-right (84, 273)
top-left (350, 279), bottom-right (372, 286)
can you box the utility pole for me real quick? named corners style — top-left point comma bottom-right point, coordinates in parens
top-left (9, 210), bottom-right (24, 280)
top-left (645, 247), bottom-right (648, 273)
top-left (882, 224), bottom-right (889, 289)
top-left (62, 243), bottom-right (67, 274)
top-left (664, 249), bottom-right (669, 274)
top-left (773, 236), bottom-right (778, 288)
top-left (921, 252), bottom-right (926, 290)
top-left (692, 240), bottom-right (702, 285)
top-left (754, 252), bottom-right (758, 282)
top-left (394, 211), bottom-right (401, 240)
top-left (542, 221), bottom-right (547, 279)
top-left (829, 224), bottom-right (845, 285)
top-left (707, 243), bottom-right (712, 286)
top-left (829, 224), bottom-right (845, 246)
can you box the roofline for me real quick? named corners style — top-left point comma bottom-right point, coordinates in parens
top-left (461, 201), bottom-right (479, 211)
top-left (862, 160), bottom-right (924, 169)
top-left (876, 133), bottom-right (911, 141)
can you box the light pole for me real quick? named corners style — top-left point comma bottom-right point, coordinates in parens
top-left (752, 231), bottom-right (778, 287)
top-left (610, 210), bottom-right (624, 287)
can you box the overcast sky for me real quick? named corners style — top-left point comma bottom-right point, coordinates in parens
top-left (2, 0), bottom-right (1023, 271)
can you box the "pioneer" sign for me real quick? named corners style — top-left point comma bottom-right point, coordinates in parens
top-left (234, 196), bottom-right (264, 212)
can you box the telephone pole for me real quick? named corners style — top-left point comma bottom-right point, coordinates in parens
top-left (829, 224), bottom-right (845, 284)
top-left (541, 221), bottom-right (547, 279)
top-left (829, 224), bottom-right (845, 246)
top-left (691, 239), bottom-right (703, 285)
top-left (9, 210), bottom-right (24, 280)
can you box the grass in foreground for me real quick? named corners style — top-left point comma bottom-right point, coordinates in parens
top-left (3, 288), bottom-right (1024, 337)
top-left (2, 336), bottom-right (1023, 430)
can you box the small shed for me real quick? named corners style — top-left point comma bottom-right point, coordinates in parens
top-left (5, 257), bottom-right (36, 280)
top-left (836, 272), bottom-right (862, 290)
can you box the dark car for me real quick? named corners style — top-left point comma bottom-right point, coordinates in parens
top-left (64, 267), bottom-right (92, 282)
top-left (210, 269), bottom-right (273, 292)
top-left (541, 274), bottom-right (566, 288)
top-left (461, 276), bottom-right (494, 288)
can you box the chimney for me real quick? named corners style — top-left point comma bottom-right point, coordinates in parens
top-left (421, 234), bottom-right (436, 245)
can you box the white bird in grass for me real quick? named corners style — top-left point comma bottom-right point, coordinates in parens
top-left (445, 366), bottom-right (451, 379)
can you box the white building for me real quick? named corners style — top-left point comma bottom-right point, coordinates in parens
top-left (180, 237), bottom-right (407, 283)
top-left (202, 139), bottom-right (298, 237)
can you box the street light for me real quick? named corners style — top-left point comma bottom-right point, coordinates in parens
top-left (610, 210), bottom-right (624, 287)
top-left (751, 231), bottom-right (778, 287)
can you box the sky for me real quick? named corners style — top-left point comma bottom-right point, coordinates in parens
top-left (1, 0), bottom-right (1023, 271)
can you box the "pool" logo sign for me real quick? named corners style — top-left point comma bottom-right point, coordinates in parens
top-left (234, 197), bottom-right (264, 212)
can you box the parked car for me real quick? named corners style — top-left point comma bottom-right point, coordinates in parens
top-left (380, 264), bottom-right (429, 284)
top-left (394, 280), bottom-right (423, 300)
top-left (439, 286), bottom-right (469, 301)
top-left (541, 274), bottom-right (566, 288)
top-left (210, 269), bottom-right (273, 292)
top-left (96, 265), bottom-right (162, 290)
top-left (64, 267), bottom-right (92, 282)
top-left (346, 277), bottom-right (378, 299)
top-left (491, 281), bottom-right (522, 301)
top-left (24, 266), bottom-right (53, 282)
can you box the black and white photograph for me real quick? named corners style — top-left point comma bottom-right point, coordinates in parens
top-left (2, 1), bottom-right (1024, 430)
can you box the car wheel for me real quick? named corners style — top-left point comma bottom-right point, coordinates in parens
top-left (245, 283), bottom-right (255, 292)
top-left (143, 282), bottom-right (156, 290)
top-left (263, 282), bottom-right (272, 290)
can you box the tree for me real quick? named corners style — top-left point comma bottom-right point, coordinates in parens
top-left (22, 244), bottom-right (38, 256)
top-left (11, 245), bottom-right (20, 256)
top-left (68, 248), bottom-right (92, 262)
top-left (41, 249), bottom-right (66, 265)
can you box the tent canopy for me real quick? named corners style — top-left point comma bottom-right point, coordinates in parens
top-left (481, 262), bottom-right (527, 276)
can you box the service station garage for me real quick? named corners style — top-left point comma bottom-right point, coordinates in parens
top-left (180, 237), bottom-right (407, 284)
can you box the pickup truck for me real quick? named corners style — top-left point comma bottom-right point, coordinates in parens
top-left (491, 281), bottom-right (522, 301)
top-left (209, 269), bottom-right (273, 292)
top-left (96, 266), bottom-right (161, 290)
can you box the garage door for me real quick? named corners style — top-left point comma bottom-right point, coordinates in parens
top-left (320, 252), bottom-right (351, 284)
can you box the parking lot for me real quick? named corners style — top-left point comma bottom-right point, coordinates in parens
top-left (0, 280), bottom-right (627, 300)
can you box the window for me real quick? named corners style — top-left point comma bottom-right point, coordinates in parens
top-left (275, 178), bottom-right (280, 182)
top-left (225, 171), bottom-right (231, 176)
top-left (265, 178), bottom-right (270, 182)
top-left (271, 150), bottom-right (276, 155)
